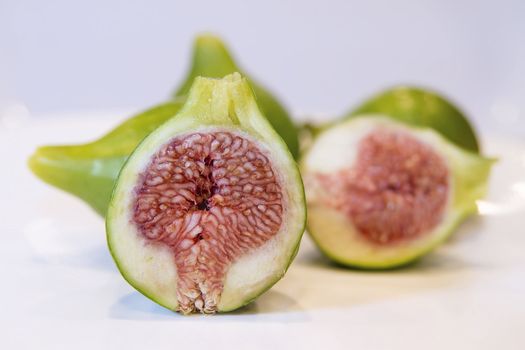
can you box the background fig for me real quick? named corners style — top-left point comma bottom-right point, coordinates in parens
top-left (301, 116), bottom-right (493, 269)
top-left (107, 74), bottom-right (305, 313)
top-left (347, 86), bottom-right (480, 152)
top-left (29, 34), bottom-right (298, 216)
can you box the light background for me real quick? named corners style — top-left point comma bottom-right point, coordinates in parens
top-left (1, 0), bottom-right (524, 137)
top-left (2, 2), bottom-right (525, 349)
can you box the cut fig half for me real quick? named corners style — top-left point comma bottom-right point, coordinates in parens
top-left (301, 116), bottom-right (493, 269)
top-left (106, 73), bottom-right (305, 314)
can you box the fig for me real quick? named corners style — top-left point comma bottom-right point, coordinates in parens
top-left (106, 73), bottom-right (305, 314)
top-left (347, 86), bottom-right (479, 152)
top-left (29, 34), bottom-right (298, 216)
top-left (301, 116), bottom-right (493, 269)
top-left (174, 34), bottom-right (299, 158)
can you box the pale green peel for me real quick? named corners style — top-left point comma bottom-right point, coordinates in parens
top-left (107, 73), bottom-right (306, 313)
top-left (302, 116), bottom-right (494, 269)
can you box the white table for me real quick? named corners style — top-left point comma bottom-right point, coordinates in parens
top-left (1, 114), bottom-right (524, 350)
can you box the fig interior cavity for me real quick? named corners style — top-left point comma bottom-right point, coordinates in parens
top-left (132, 131), bottom-right (283, 314)
top-left (317, 128), bottom-right (449, 245)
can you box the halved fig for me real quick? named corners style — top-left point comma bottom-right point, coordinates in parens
top-left (106, 73), bottom-right (305, 314)
top-left (301, 116), bottom-right (493, 269)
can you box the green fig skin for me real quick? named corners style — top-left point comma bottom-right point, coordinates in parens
top-left (29, 34), bottom-right (298, 216)
top-left (107, 73), bottom-right (306, 313)
top-left (28, 102), bottom-right (183, 216)
top-left (175, 34), bottom-right (299, 159)
top-left (347, 86), bottom-right (480, 152)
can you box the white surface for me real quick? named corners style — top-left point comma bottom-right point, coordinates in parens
top-left (1, 114), bottom-right (525, 349)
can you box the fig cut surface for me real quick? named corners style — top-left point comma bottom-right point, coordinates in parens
top-left (302, 116), bottom-right (493, 268)
top-left (133, 131), bottom-right (283, 314)
top-left (107, 74), bottom-right (306, 314)
top-left (317, 128), bottom-right (449, 245)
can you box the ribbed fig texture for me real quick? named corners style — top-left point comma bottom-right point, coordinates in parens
top-left (133, 132), bottom-right (283, 314)
top-left (318, 128), bottom-right (449, 245)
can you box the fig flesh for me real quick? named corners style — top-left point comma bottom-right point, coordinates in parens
top-left (301, 116), bottom-right (493, 268)
top-left (107, 74), bottom-right (305, 313)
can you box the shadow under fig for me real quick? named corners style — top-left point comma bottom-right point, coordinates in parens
top-left (298, 245), bottom-right (474, 273)
top-left (109, 290), bottom-right (307, 322)
top-left (225, 290), bottom-right (305, 319)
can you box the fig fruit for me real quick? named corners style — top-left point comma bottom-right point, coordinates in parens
top-left (29, 34), bottom-right (298, 216)
top-left (301, 116), bottom-right (493, 269)
top-left (175, 34), bottom-right (299, 159)
top-left (347, 86), bottom-right (479, 152)
top-left (107, 73), bottom-right (305, 314)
